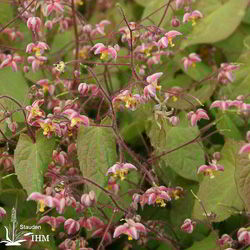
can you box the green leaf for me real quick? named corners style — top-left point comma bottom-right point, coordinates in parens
top-left (14, 130), bottom-right (55, 196)
top-left (77, 118), bottom-right (117, 199)
top-left (0, 2), bottom-right (13, 24)
top-left (181, 0), bottom-right (249, 49)
top-left (235, 142), bottom-right (250, 212)
top-left (187, 232), bottom-right (219, 250)
top-left (0, 68), bottom-right (29, 122)
top-left (148, 116), bottom-right (204, 181)
top-left (192, 139), bottom-right (244, 222)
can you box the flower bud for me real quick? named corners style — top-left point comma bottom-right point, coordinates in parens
top-left (64, 219), bottom-right (80, 235)
top-left (27, 17), bottom-right (42, 33)
top-left (213, 152), bottom-right (221, 161)
top-left (78, 83), bottom-right (89, 95)
top-left (171, 17), bottom-right (180, 27)
top-left (81, 191), bottom-right (96, 207)
top-left (169, 116), bottom-right (179, 126)
top-left (23, 65), bottom-right (29, 73)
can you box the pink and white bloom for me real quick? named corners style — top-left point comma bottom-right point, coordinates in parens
top-left (197, 160), bottom-right (224, 179)
top-left (78, 83), bottom-right (89, 96)
top-left (218, 234), bottom-right (233, 247)
top-left (27, 192), bottom-right (55, 213)
top-left (36, 79), bottom-right (55, 95)
top-left (187, 108), bottom-right (209, 126)
top-left (182, 53), bottom-right (201, 71)
top-left (26, 99), bottom-right (45, 124)
top-left (92, 20), bottom-right (111, 36)
top-left (91, 43), bottom-right (118, 61)
top-left (210, 100), bottom-right (232, 112)
top-left (45, 0), bottom-right (64, 16)
top-left (159, 30), bottom-right (182, 48)
top-left (0, 152), bottom-right (14, 172)
top-left (81, 191), bottom-right (96, 207)
top-left (119, 22), bottom-right (139, 46)
top-left (26, 42), bottom-right (49, 57)
top-left (53, 150), bottom-right (68, 166)
top-left (144, 72), bottom-right (163, 99)
top-left (0, 207), bottom-right (6, 219)
top-left (0, 54), bottom-right (22, 72)
top-left (64, 219), bottom-right (80, 235)
top-left (183, 10), bottom-right (203, 26)
top-left (38, 216), bottom-right (65, 231)
top-left (2, 28), bottom-right (24, 41)
top-left (138, 186), bottom-right (172, 208)
top-left (34, 118), bottom-right (61, 138)
top-left (218, 63), bottom-right (239, 84)
top-left (62, 109), bottom-right (89, 127)
top-left (237, 227), bottom-right (250, 245)
top-left (27, 55), bottom-right (47, 72)
top-left (27, 17), bottom-right (42, 33)
top-left (107, 177), bottom-right (119, 194)
top-left (239, 143), bottom-right (250, 160)
top-left (113, 219), bottom-right (147, 240)
top-left (180, 219), bottom-right (196, 234)
top-left (106, 162), bottom-right (137, 181)
top-left (229, 100), bottom-right (250, 115)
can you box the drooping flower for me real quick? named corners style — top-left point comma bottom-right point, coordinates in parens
top-left (197, 160), bottom-right (224, 179)
top-left (160, 30), bottom-right (182, 48)
top-left (27, 55), bottom-right (47, 72)
top-left (0, 152), bottom-right (14, 172)
top-left (62, 109), bottom-right (89, 128)
top-left (182, 53), bottom-right (201, 71)
top-left (237, 227), bottom-right (250, 245)
top-left (0, 207), bottom-right (6, 219)
top-left (210, 100), bottom-right (232, 112)
top-left (187, 108), bottom-right (209, 127)
top-left (138, 186), bottom-right (172, 208)
top-left (36, 79), bottom-right (55, 95)
top-left (45, 0), bottom-right (64, 16)
top-left (180, 219), bottom-right (196, 234)
top-left (183, 10), bottom-right (203, 26)
top-left (144, 72), bottom-right (163, 99)
top-left (0, 54), bottom-right (22, 72)
top-left (78, 82), bottom-right (89, 95)
top-left (38, 216), bottom-right (65, 231)
top-left (217, 63), bottom-right (239, 84)
top-left (239, 143), bottom-right (250, 160)
top-left (113, 219), bottom-right (147, 241)
top-left (91, 43), bottom-right (118, 61)
top-left (34, 118), bottom-right (61, 138)
top-left (119, 22), bottom-right (139, 46)
top-left (25, 99), bottom-right (45, 124)
top-left (218, 234), bottom-right (233, 247)
top-left (81, 191), bottom-right (96, 207)
top-left (26, 42), bottom-right (50, 57)
top-left (91, 20), bottom-right (111, 37)
top-left (64, 219), bottom-right (80, 235)
top-left (27, 17), bottom-right (42, 33)
top-left (106, 162), bottom-right (137, 181)
top-left (27, 192), bottom-right (55, 213)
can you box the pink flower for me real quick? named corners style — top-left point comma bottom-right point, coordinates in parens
top-left (182, 53), bottom-right (201, 71)
top-left (0, 207), bottom-right (6, 219)
top-left (78, 83), bottom-right (89, 95)
top-left (229, 100), bottom-right (250, 115)
top-left (94, 20), bottom-right (111, 36)
top-left (0, 152), bottom-right (14, 172)
top-left (183, 10), bottom-right (203, 26)
top-left (27, 192), bottom-right (55, 213)
top-left (34, 118), bottom-right (61, 138)
top-left (2, 28), bottom-right (23, 41)
top-left (107, 176), bottom-right (119, 194)
top-left (113, 219), bottom-right (146, 240)
top-left (163, 30), bottom-right (182, 47)
top-left (52, 150), bottom-right (68, 166)
top-left (27, 17), bottom-right (42, 33)
top-left (218, 63), bottom-right (239, 84)
top-left (210, 100), bottom-right (232, 112)
top-left (26, 42), bottom-right (49, 57)
top-left (180, 219), bottom-right (196, 233)
top-left (91, 43), bottom-right (118, 61)
top-left (27, 55), bottom-right (47, 72)
top-left (46, 0), bottom-right (64, 16)
top-left (0, 54), bottom-right (22, 72)
top-left (62, 109), bottom-right (89, 128)
top-left (64, 219), bottom-right (80, 235)
top-left (138, 186), bottom-right (171, 208)
top-left (38, 216), bottom-right (65, 231)
top-left (218, 234), bottom-right (233, 247)
top-left (237, 228), bottom-right (250, 245)
top-left (36, 79), bottom-right (55, 95)
top-left (144, 72), bottom-right (163, 99)
top-left (106, 162), bottom-right (137, 181)
top-left (25, 99), bottom-right (45, 124)
top-left (239, 143), bottom-right (250, 160)
top-left (197, 160), bottom-right (224, 179)
top-left (119, 22), bottom-right (139, 46)
top-left (187, 108), bottom-right (209, 126)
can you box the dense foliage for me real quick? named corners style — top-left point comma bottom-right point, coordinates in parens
top-left (0, 0), bottom-right (250, 249)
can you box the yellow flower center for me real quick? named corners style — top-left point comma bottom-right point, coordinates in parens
top-left (168, 37), bottom-right (175, 47)
top-left (39, 200), bottom-right (45, 212)
top-left (172, 96), bottom-right (178, 102)
top-left (152, 81), bottom-right (162, 91)
top-left (51, 227), bottom-right (56, 231)
top-left (189, 17), bottom-right (197, 26)
top-left (144, 47), bottom-right (152, 57)
top-left (113, 169), bottom-right (128, 181)
top-left (122, 96), bottom-right (137, 109)
top-left (155, 198), bottom-right (166, 207)
top-left (206, 169), bottom-right (215, 179)
top-left (33, 47), bottom-right (41, 57)
top-left (128, 236), bottom-right (133, 241)
top-left (192, 62), bottom-right (196, 68)
top-left (40, 123), bottom-right (55, 136)
top-left (31, 107), bottom-right (42, 117)
top-left (100, 51), bottom-right (109, 61)
top-left (71, 117), bottom-right (81, 127)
